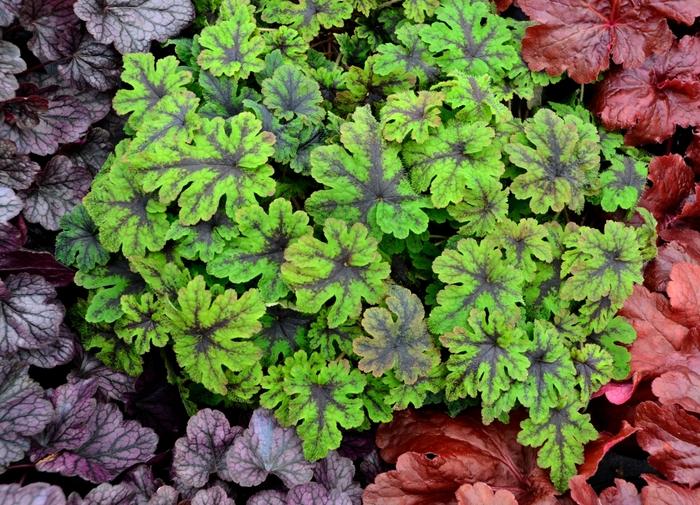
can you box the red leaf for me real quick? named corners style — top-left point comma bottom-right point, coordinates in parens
top-left (576, 421), bottom-right (637, 480)
top-left (638, 155), bottom-right (694, 226)
top-left (666, 262), bottom-right (700, 327)
top-left (640, 474), bottom-right (700, 504)
top-left (365, 409), bottom-right (557, 505)
top-left (641, 0), bottom-right (700, 25)
top-left (519, 0), bottom-right (673, 84)
top-left (593, 36), bottom-right (700, 145)
top-left (569, 476), bottom-right (641, 505)
top-left (651, 363), bottom-right (700, 414)
top-left (456, 483), bottom-right (518, 505)
top-left (494, 0), bottom-right (514, 12)
top-left (635, 402), bottom-right (700, 487)
top-left (687, 130), bottom-right (700, 170)
top-left (592, 375), bottom-right (641, 405)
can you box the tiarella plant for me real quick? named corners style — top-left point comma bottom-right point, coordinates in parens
top-left (54, 0), bottom-right (660, 495)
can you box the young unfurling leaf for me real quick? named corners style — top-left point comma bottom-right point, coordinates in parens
top-left (354, 285), bottom-right (439, 384)
top-left (440, 309), bottom-right (530, 405)
top-left (281, 219), bottom-right (390, 328)
top-left (261, 351), bottom-right (366, 460)
top-left (163, 276), bottom-right (266, 395)
top-left (429, 238), bottom-right (523, 334)
top-left (504, 109), bottom-right (600, 214)
top-left (207, 199), bottom-right (312, 302)
top-left (306, 105), bottom-right (430, 239)
top-left (380, 91), bottom-right (444, 144)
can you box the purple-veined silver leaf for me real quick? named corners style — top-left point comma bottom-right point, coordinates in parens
top-left (18, 0), bottom-right (79, 62)
top-left (0, 483), bottom-right (67, 505)
top-left (313, 451), bottom-right (362, 505)
top-left (74, 0), bottom-right (195, 54)
top-left (147, 486), bottom-right (178, 505)
top-left (224, 408), bottom-right (313, 488)
top-left (173, 408), bottom-right (241, 488)
top-left (22, 155), bottom-right (91, 230)
top-left (247, 490), bottom-right (287, 505)
top-left (191, 486), bottom-right (234, 505)
top-left (15, 324), bottom-right (76, 369)
top-left (286, 483), bottom-right (332, 505)
top-left (0, 187), bottom-right (23, 222)
top-left (32, 381), bottom-right (158, 483)
top-left (0, 140), bottom-right (40, 191)
top-left (0, 0), bottom-right (21, 26)
top-left (69, 128), bottom-right (113, 176)
top-left (0, 273), bottom-right (64, 356)
top-left (68, 483), bottom-right (139, 505)
top-left (58, 34), bottom-right (121, 91)
top-left (0, 94), bottom-right (92, 156)
top-left (0, 362), bottom-right (53, 471)
top-left (67, 353), bottom-right (136, 402)
top-left (0, 41), bottom-right (26, 101)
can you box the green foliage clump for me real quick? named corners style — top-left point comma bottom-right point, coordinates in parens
top-left (59, 0), bottom-right (655, 491)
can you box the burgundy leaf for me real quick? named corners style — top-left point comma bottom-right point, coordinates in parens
top-left (642, 0), bottom-right (700, 24)
top-left (224, 408), bottom-right (313, 488)
top-left (0, 140), bottom-right (41, 191)
top-left (0, 250), bottom-right (75, 287)
top-left (638, 155), bottom-right (694, 228)
top-left (520, 0), bottom-right (674, 84)
top-left (576, 421), bottom-right (637, 480)
top-left (314, 451), bottom-right (362, 504)
top-left (0, 483), bottom-right (67, 505)
top-left (22, 155), bottom-right (91, 230)
top-left (18, 0), bottom-right (80, 62)
top-left (0, 362), bottom-right (54, 470)
top-left (73, 0), bottom-right (195, 54)
top-left (173, 409), bottom-right (241, 488)
top-left (191, 486), bottom-right (234, 505)
top-left (58, 34), bottom-right (121, 92)
top-left (0, 273), bottom-right (64, 356)
top-left (593, 36), bottom-right (700, 145)
top-left (0, 218), bottom-right (26, 253)
top-left (635, 402), bottom-right (700, 487)
top-left (0, 41), bottom-right (26, 101)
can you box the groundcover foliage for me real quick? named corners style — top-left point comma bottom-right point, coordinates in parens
top-left (44, 0), bottom-right (662, 496)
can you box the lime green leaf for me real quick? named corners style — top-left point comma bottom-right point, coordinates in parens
top-left (518, 401), bottom-right (598, 492)
top-left (571, 343), bottom-right (614, 399)
top-left (440, 72), bottom-right (511, 123)
top-left (588, 316), bottom-right (636, 380)
top-left (261, 351), bottom-right (366, 460)
top-left (134, 113), bottom-right (276, 225)
top-left (429, 238), bottom-right (523, 334)
top-left (440, 309), bottom-right (530, 404)
top-left (198, 71), bottom-right (258, 119)
top-left (447, 179), bottom-right (509, 236)
top-left (484, 218), bottom-right (553, 277)
top-left (129, 91), bottom-right (201, 152)
top-left (281, 219), bottom-right (390, 328)
top-left (420, 0), bottom-right (519, 76)
top-left (113, 54), bottom-right (192, 128)
top-left (380, 91), bottom-right (444, 144)
top-left (505, 109), bottom-right (600, 214)
top-left (374, 24), bottom-right (437, 85)
top-left (306, 105), bottom-right (430, 239)
top-left (403, 120), bottom-right (503, 208)
top-left (55, 204), bottom-right (110, 271)
top-left (163, 276), bottom-right (266, 395)
top-left (354, 285), bottom-right (439, 384)
top-left (402, 0), bottom-right (439, 22)
top-left (261, 0), bottom-right (353, 41)
top-left (261, 64), bottom-right (325, 122)
top-left (599, 156), bottom-right (648, 212)
top-left (382, 365), bottom-right (445, 410)
top-left (207, 198), bottom-right (312, 302)
top-left (115, 293), bottom-right (169, 354)
top-left (262, 26), bottom-right (308, 64)
top-left (197, 8), bottom-right (266, 79)
top-left (167, 210), bottom-right (238, 263)
top-left (303, 310), bottom-right (359, 360)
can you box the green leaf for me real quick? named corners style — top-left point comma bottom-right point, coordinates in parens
top-left (374, 23), bottom-right (437, 85)
top-left (420, 0), bottom-right (519, 76)
top-left (129, 91), bottom-right (201, 152)
top-left (440, 72), bottom-right (511, 123)
top-left (516, 320), bottom-right (576, 422)
top-left (402, 0), bottom-right (439, 22)
top-left (504, 109), bottom-right (600, 214)
top-left (83, 329), bottom-right (144, 377)
top-left (447, 178), bottom-right (509, 236)
top-left (440, 309), bottom-right (530, 404)
top-left (261, 351), bottom-right (366, 460)
top-left (484, 218), bottom-right (553, 278)
top-left (197, 7), bottom-right (266, 79)
top-left (261, 64), bottom-right (325, 122)
top-left (354, 285), bottom-right (439, 384)
top-left (261, 0), bottom-right (353, 41)
top-left (134, 113), bottom-right (276, 225)
top-left (115, 293), bottom-right (169, 354)
top-left (163, 276), bottom-right (266, 395)
top-left (112, 54), bottom-right (192, 128)
top-left (571, 343), bottom-right (614, 399)
top-left (55, 204), bottom-right (110, 271)
top-left (207, 198), bottom-right (312, 302)
top-left (84, 142), bottom-right (169, 258)
top-left (380, 91), bottom-right (444, 144)
top-left (198, 71), bottom-right (258, 119)
top-left (382, 365), bottom-right (445, 410)
top-left (262, 26), bottom-right (308, 64)
top-left (588, 316), bottom-right (636, 380)
top-left (306, 105), bottom-right (430, 239)
top-left (303, 310), bottom-right (359, 360)
top-left (429, 238), bottom-right (523, 334)
top-left (281, 218), bottom-right (390, 328)
top-left (561, 221), bottom-right (644, 307)
top-left (599, 156), bottom-right (648, 212)
top-left (518, 401), bottom-right (598, 492)
top-left (403, 120), bottom-right (503, 208)
top-left (167, 210), bottom-right (238, 263)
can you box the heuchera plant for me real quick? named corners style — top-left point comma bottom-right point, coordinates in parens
top-left (59, 0), bottom-right (659, 493)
